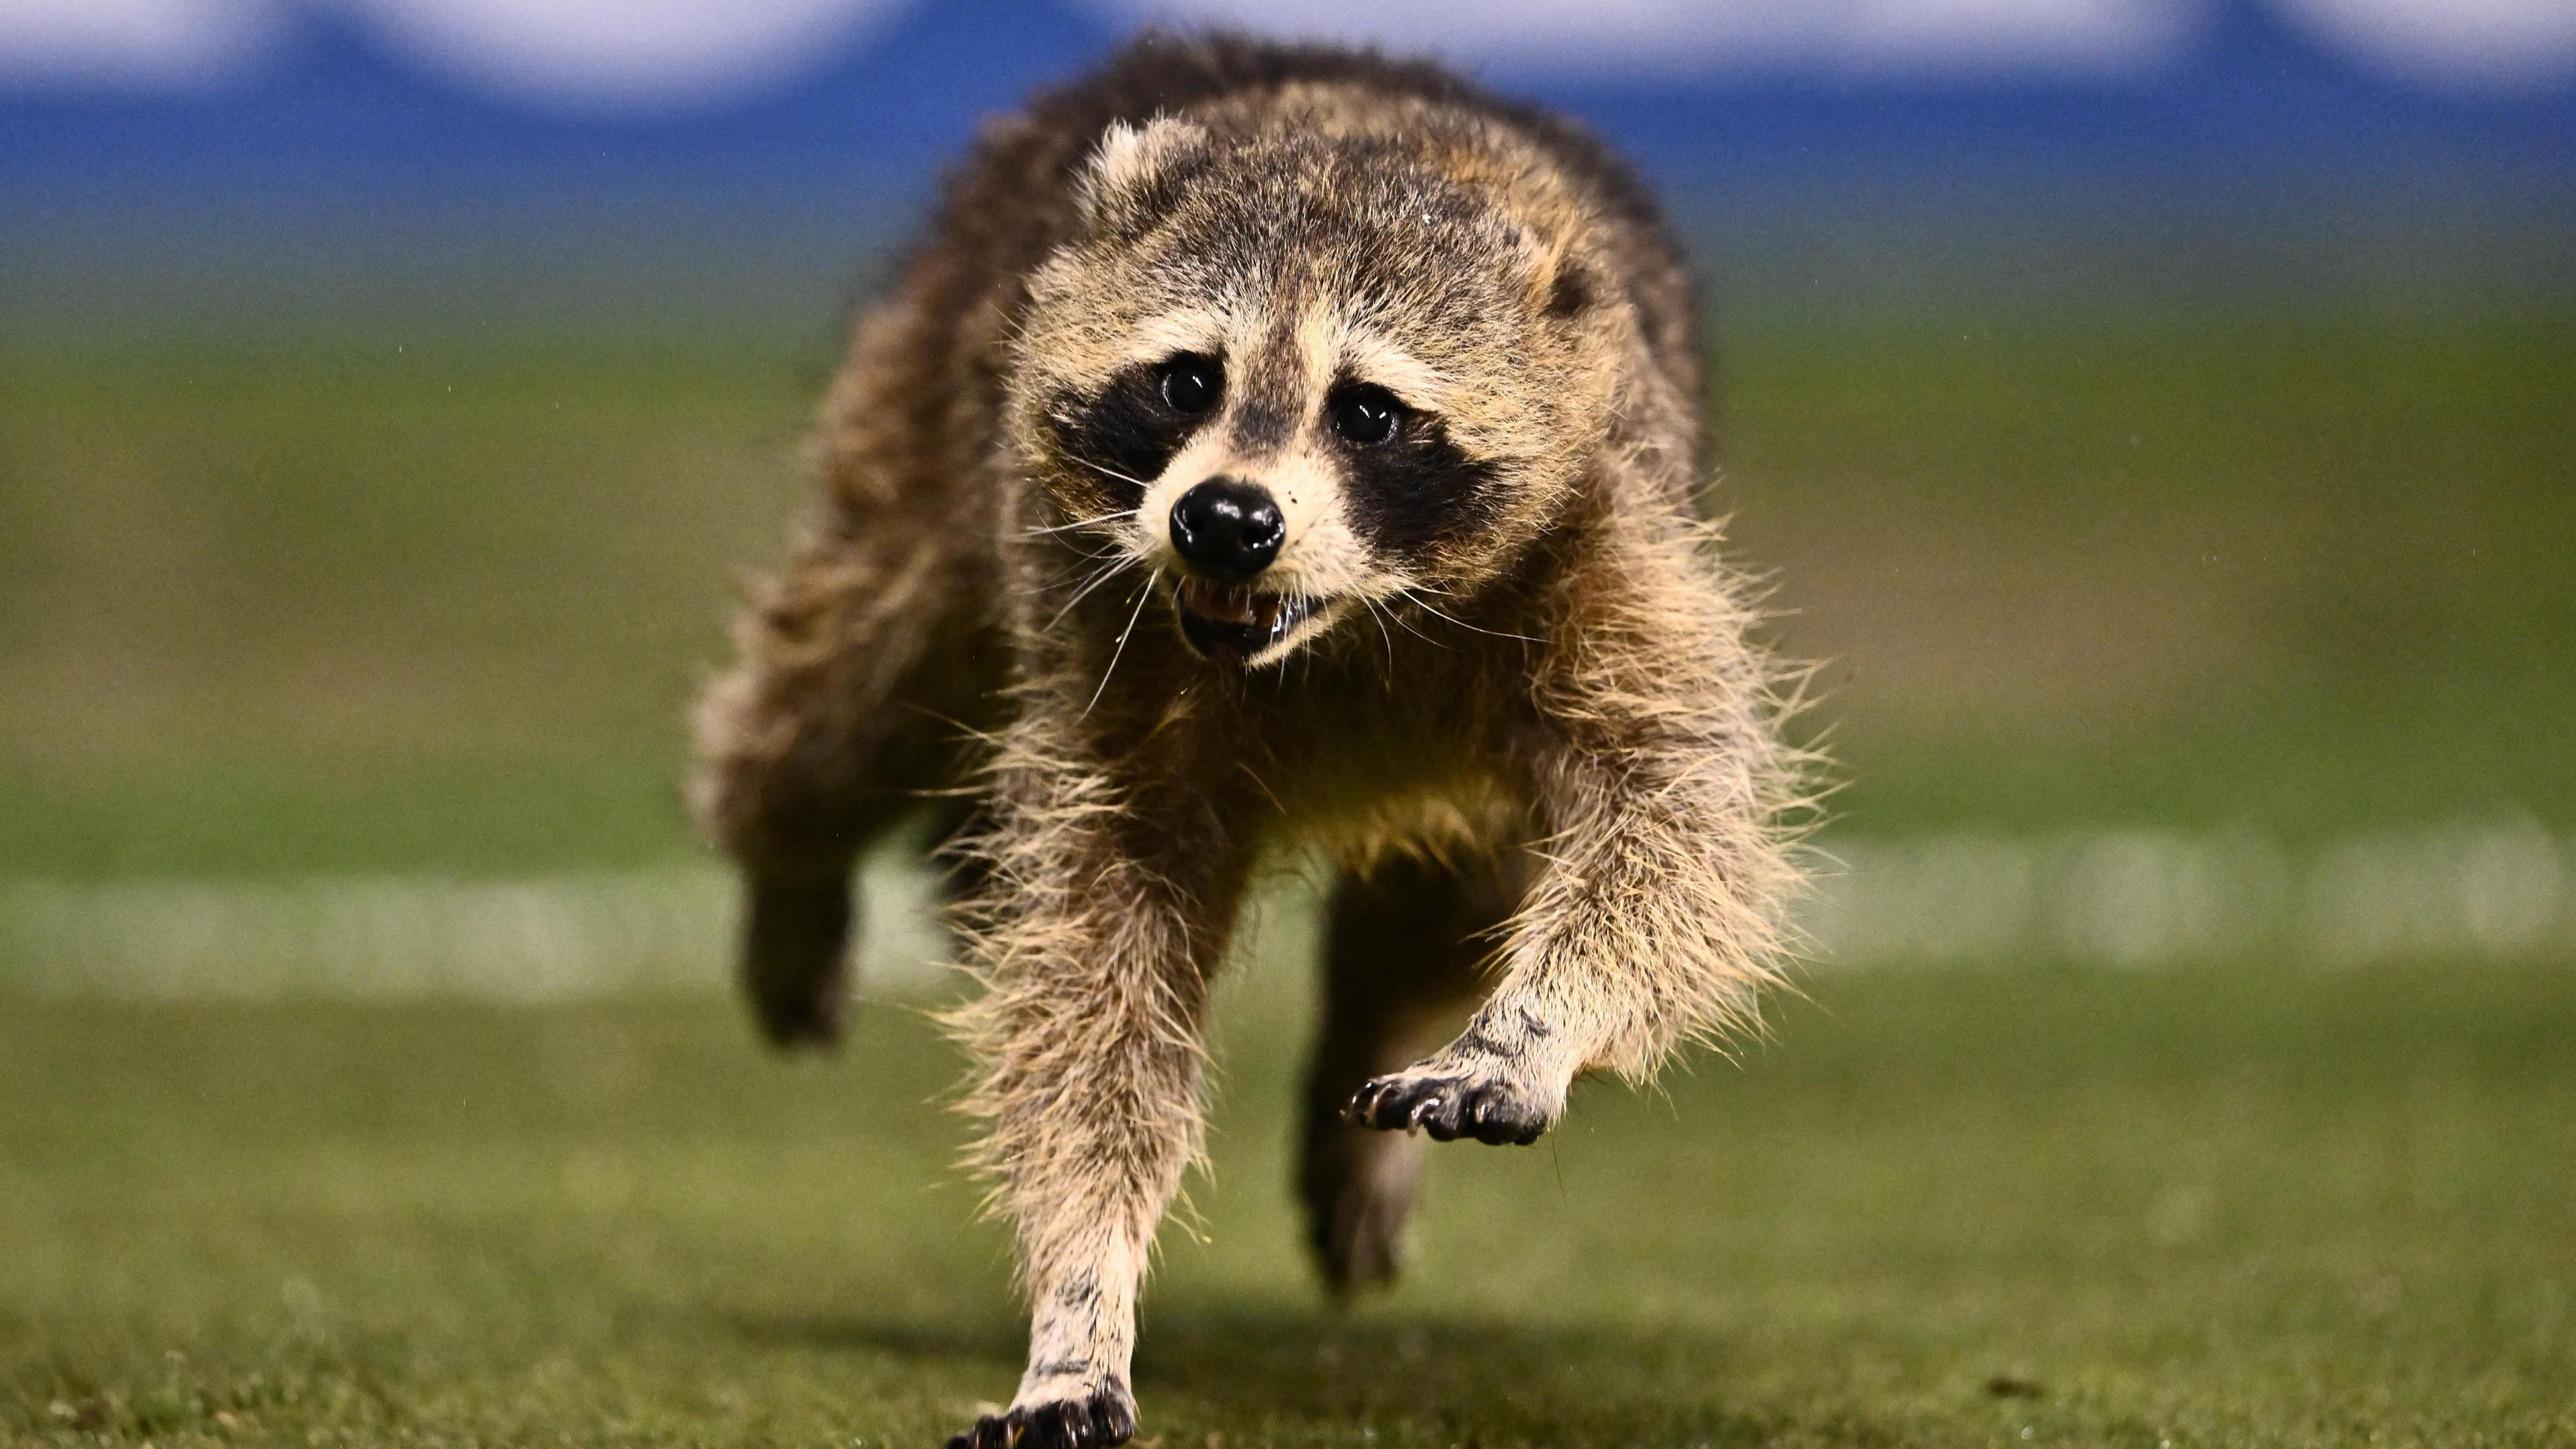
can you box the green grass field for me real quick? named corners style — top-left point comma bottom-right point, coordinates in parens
top-left (4, 298), bottom-right (2571, 879)
top-left (6, 961), bottom-right (2573, 1448)
top-left (5, 280), bottom-right (2573, 1446)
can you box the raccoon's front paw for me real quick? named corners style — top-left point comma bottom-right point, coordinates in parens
top-left (1346, 1063), bottom-right (1554, 1146)
top-left (947, 1382), bottom-right (1135, 1449)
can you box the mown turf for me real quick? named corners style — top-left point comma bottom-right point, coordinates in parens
top-left (5, 299), bottom-right (2572, 879)
top-left (5, 958), bottom-right (2572, 1448)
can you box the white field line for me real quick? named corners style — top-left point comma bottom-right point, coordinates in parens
top-left (1806, 820), bottom-right (2573, 968)
top-left (0, 857), bottom-right (947, 1002)
top-left (1, 822), bottom-right (2569, 1000)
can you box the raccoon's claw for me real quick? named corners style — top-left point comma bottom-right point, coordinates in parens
top-left (1346, 1070), bottom-right (1550, 1145)
top-left (948, 1387), bottom-right (1135, 1449)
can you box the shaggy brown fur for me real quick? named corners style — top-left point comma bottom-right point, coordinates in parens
top-left (692, 32), bottom-right (1807, 1449)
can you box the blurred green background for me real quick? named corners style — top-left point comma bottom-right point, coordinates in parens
top-left (5, 288), bottom-right (2569, 879)
top-left (5, 5), bottom-right (2575, 1444)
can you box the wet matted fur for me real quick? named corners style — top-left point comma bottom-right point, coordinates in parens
top-left (692, 32), bottom-right (1811, 1449)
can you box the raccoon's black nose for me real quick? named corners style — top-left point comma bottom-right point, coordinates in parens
top-left (1169, 478), bottom-right (1283, 581)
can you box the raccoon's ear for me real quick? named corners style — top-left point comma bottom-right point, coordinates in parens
top-left (1077, 115), bottom-right (1211, 237)
top-left (1527, 230), bottom-right (1595, 320)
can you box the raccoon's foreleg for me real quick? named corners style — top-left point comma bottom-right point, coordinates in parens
top-left (947, 745), bottom-right (1248, 1449)
top-left (1350, 531), bottom-right (1799, 1142)
top-left (692, 525), bottom-right (971, 1046)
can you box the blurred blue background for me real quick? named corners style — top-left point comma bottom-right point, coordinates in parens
top-left (3, 0), bottom-right (2572, 983)
top-left (7, 15), bottom-right (2575, 1440)
top-left (7, 0), bottom-right (2571, 323)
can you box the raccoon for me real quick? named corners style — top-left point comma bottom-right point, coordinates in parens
top-left (692, 33), bottom-right (1807, 1449)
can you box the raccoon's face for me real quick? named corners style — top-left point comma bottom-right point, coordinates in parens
top-left (1010, 109), bottom-right (1621, 668)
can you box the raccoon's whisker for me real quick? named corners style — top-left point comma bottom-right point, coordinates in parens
top-left (1044, 539), bottom-right (1134, 571)
top-left (1069, 455), bottom-right (1154, 492)
top-left (1371, 591), bottom-right (1450, 651)
top-left (1392, 612), bottom-right (1448, 651)
top-left (1043, 553), bottom-right (1143, 633)
top-left (1039, 549), bottom-right (1129, 598)
top-left (1043, 561), bottom-right (1122, 619)
top-left (1026, 507), bottom-right (1139, 537)
top-left (1355, 591), bottom-right (1399, 667)
top-left (1083, 571), bottom-right (1158, 718)
top-left (1399, 589), bottom-right (1541, 645)
top-left (1291, 584), bottom-right (1326, 681)
top-left (1032, 537), bottom-right (1127, 575)
top-left (1235, 759), bottom-right (1289, 816)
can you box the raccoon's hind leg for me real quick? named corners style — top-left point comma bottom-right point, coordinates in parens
top-left (692, 524), bottom-right (995, 1048)
top-left (1300, 852), bottom-right (1522, 1292)
top-left (1348, 511), bottom-right (1803, 1142)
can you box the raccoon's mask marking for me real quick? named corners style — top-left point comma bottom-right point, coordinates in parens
top-left (1165, 382), bottom-right (1503, 666)
top-left (1042, 354), bottom-right (1221, 513)
top-left (1022, 110), bottom-right (1598, 670)
top-left (1316, 372), bottom-right (1502, 559)
top-left (1047, 345), bottom-right (1505, 668)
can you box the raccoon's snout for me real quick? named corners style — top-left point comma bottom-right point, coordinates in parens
top-left (1168, 478), bottom-right (1283, 582)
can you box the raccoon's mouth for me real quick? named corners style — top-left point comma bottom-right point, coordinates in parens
top-left (1172, 576), bottom-right (1318, 665)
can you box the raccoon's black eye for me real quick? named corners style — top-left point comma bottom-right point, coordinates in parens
top-left (1328, 384), bottom-right (1405, 447)
top-left (1157, 353), bottom-right (1223, 416)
